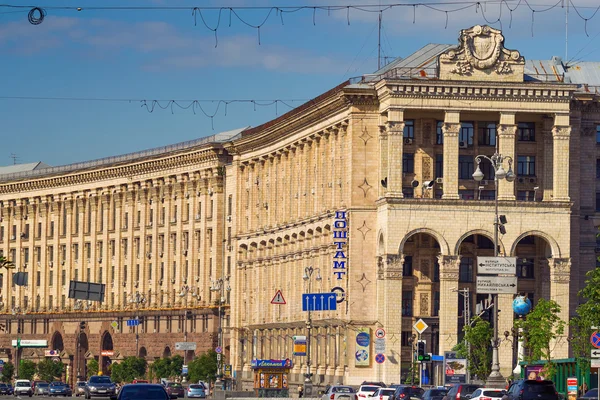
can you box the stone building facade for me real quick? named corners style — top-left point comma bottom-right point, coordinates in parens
top-left (0, 25), bottom-right (599, 387)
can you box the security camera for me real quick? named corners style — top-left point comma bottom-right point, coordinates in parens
top-left (422, 181), bottom-right (435, 190)
top-left (411, 180), bottom-right (420, 188)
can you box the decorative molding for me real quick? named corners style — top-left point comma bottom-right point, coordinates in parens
top-left (442, 123), bottom-right (460, 137)
top-left (552, 126), bottom-right (572, 139)
top-left (420, 293), bottom-right (429, 316)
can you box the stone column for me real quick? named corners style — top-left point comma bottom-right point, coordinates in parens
top-left (542, 118), bottom-right (554, 201)
top-left (548, 257), bottom-right (571, 359)
top-left (379, 125), bottom-right (389, 198)
top-left (382, 254), bottom-right (403, 384)
top-left (497, 293), bottom-right (515, 377)
top-left (442, 112), bottom-right (461, 200)
top-left (437, 255), bottom-right (460, 354)
top-left (387, 108), bottom-right (405, 197)
top-left (497, 113), bottom-right (517, 201)
top-left (552, 114), bottom-right (571, 202)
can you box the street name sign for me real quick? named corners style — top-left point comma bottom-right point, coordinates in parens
top-left (592, 349), bottom-right (600, 358)
top-left (592, 359), bottom-right (600, 368)
top-left (476, 276), bottom-right (518, 294)
top-left (126, 319), bottom-right (140, 327)
top-left (175, 342), bottom-right (197, 351)
top-left (477, 257), bottom-right (517, 275)
top-left (302, 292), bottom-right (337, 311)
top-left (12, 339), bottom-right (47, 348)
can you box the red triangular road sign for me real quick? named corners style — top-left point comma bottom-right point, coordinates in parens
top-left (271, 290), bottom-right (286, 305)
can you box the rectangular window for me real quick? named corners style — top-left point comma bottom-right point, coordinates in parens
top-left (148, 263), bottom-right (152, 281)
top-left (432, 291), bottom-right (440, 316)
top-left (517, 191), bottom-right (535, 201)
top-left (124, 265), bottom-right (128, 282)
top-left (36, 271), bottom-right (40, 287)
top-left (136, 264), bottom-right (140, 281)
top-left (74, 203), bottom-right (79, 234)
top-left (518, 122), bottom-right (535, 141)
top-left (459, 257), bottom-right (473, 282)
top-left (517, 156), bottom-right (536, 176)
top-left (458, 155), bottom-right (474, 179)
top-left (137, 210), bottom-right (141, 227)
top-left (435, 154), bottom-right (443, 178)
top-left (597, 159), bottom-right (600, 179)
top-left (85, 242), bottom-right (91, 261)
top-left (73, 244), bottom-right (79, 261)
top-left (124, 212), bottom-right (129, 229)
top-left (596, 192), bottom-right (600, 212)
top-left (436, 121), bottom-right (444, 145)
top-left (111, 266), bottom-right (115, 281)
top-left (61, 270), bottom-right (66, 286)
top-left (0, 226), bottom-right (3, 242)
top-left (37, 222), bottom-right (42, 239)
top-left (49, 295), bottom-right (53, 309)
top-left (403, 120), bottom-right (415, 139)
top-left (197, 202), bottom-right (202, 220)
top-left (36, 247), bottom-right (41, 263)
top-left (403, 256), bottom-right (413, 277)
top-left (185, 204), bottom-right (190, 221)
top-left (402, 291), bottom-right (413, 317)
top-left (402, 187), bottom-right (414, 199)
top-left (403, 153), bottom-right (415, 173)
top-left (401, 332), bottom-right (412, 347)
top-left (479, 190), bottom-right (496, 200)
top-left (433, 259), bottom-right (440, 282)
top-left (517, 258), bottom-right (535, 278)
top-left (49, 221), bottom-right (54, 237)
top-left (597, 125), bottom-right (600, 144)
top-left (24, 248), bottom-right (29, 264)
top-left (61, 295), bottom-right (65, 309)
top-left (49, 271), bottom-right (53, 287)
top-left (74, 269), bottom-right (79, 281)
top-left (460, 122), bottom-right (474, 146)
top-left (228, 195), bottom-right (233, 216)
top-left (478, 122), bottom-right (497, 146)
top-left (173, 205), bottom-right (178, 223)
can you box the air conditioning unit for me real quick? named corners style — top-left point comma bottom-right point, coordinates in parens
top-left (158, 279), bottom-right (163, 285)
top-left (159, 252), bottom-right (164, 258)
top-left (518, 178), bottom-right (525, 184)
top-left (529, 177), bottom-right (537, 184)
top-left (10, 235), bottom-right (15, 240)
top-left (459, 141), bottom-right (468, 148)
top-left (404, 138), bottom-right (413, 145)
top-left (226, 215), bottom-right (232, 222)
top-left (435, 177), bottom-right (444, 184)
top-left (134, 281), bottom-right (139, 288)
top-left (37, 262), bottom-right (40, 267)
top-left (195, 277), bottom-right (200, 282)
top-left (227, 245), bottom-right (233, 251)
top-left (185, 193), bottom-right (190, 199)
top-left (147, 252), bottom-right (152, 259)
top-left (171, 278), bottom-right (176, 284)
top-left (195, 214), bottom-right (201, 220)
top-left (61, 260), bottom-right (65, 266)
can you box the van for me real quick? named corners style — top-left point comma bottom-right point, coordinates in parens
top-left (14, 380), bottom-right (33, 397)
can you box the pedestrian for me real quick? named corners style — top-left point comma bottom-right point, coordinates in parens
top-left (298, 385), bottom-right (304, 398)
top-left (579, 382), bottom-right (588, 397)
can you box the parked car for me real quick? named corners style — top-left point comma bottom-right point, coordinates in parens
top-left (0, 383), bottom-right (11, 395)
top-left (31, 381), bottom-right (47, 392)
top-left (85, 375), bottom-right (117, 400)
top-left (49, 381), bottom-right (72, 397)
top-left (502, 380), bottom-right (559, 400)
top-left (14, 380), bottom-right (33, 397)
top-left (392, 386), bottom-right (425, 400)
top-left (358, 386), bottom-right (382, 399)
top-left (443, 384), bottom-right (482, 400)
top-left (373, 388), bottom-right (396, 400)
top-left (470, 388), bottom-right (505, 400)
top-left (186, 384), bottom-right (207, 398)
top-left (322, 385), bottom-right (358, 400)
top-left (422, 388), bottom-right (448, 400)
top-left (363, 382), bottom-right (387, 389)
top-left (35, 382), bottom-right (50, 396)
top-left (117, 384), bottom-right (174, 400)
top-left (165, 383), bottom-right (184, 398)
top-left (579, 389), bottom-right (599, 400)
top-left (75, 381), bottom-right (87, 397)
top-left (132, 380), bottom-right (148, 384)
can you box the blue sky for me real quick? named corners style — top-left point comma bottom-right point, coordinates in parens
top-left (2, 0), bottom-right (600, 167)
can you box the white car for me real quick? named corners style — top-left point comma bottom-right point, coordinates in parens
top-left (469, 388), bottom-right (506, 400)
top-left (14, 379), bottom-right (33, 397)
top-left (372, 388), bottom-right (396, 400)
top-left (357, 385), bottom-right (381, 399)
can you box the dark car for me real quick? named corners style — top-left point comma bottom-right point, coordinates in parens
top-left (423, 389), bottom-right (448, 400)
top-left (49, 381), bottom-right (72, 397)
top-left (165, 383), bottom-right (184, 398)
top-left (393, 386), bottom-right (425, 400)
top-left (502, 380), bottom-right (558, 400)
top-left (85, 376), bottom-right (117, 400)
top-left (443, 385), bottom-right (482, 400)
top-left (117, 384), bottom-right (175, 400)
top-left (579, 389), bottom-right (598, 400)
top-left (0, 383), bottom-right (11, 395)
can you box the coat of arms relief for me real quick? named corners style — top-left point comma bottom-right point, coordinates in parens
top-left (439, 25), bottom-right (525, 82)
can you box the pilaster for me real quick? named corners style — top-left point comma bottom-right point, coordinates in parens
top-left (542, 117), bottom-right (554, 202)
top-left (437, 255), bottom-right (460, 354)
top-left (497, 113), bottom-right (516, 201)
top-left (380, 254), bottom-right (403, 383)
top-left (387, 108), bottom-right (405, 197)
top-left (548, 257), bottom-right (571, 359)
top-left (442, 111), bottom-right (461, 200)
top-left (552, 114), bottom-right (571, 202)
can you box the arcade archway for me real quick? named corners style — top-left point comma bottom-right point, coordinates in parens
top-left (100, 331), bottom-right (114, 375)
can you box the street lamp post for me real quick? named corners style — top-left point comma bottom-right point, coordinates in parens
top-left (210, 277), bottom-right (231, 390)
top-left (472, 151), bottom-right (515, 386)
top-left (127, 292), bottom-right (147, 357)
top-left (302, 266), bottom-right (321, 396)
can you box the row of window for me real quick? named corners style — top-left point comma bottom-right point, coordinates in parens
top-left (402, 154), bottom-right (537, 178)
top-left (403, 121), bottom-right (537, 144)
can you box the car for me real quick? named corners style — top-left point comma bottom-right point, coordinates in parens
top-left (363, 382), bottom-right (387, 389)
top-left (85, 375), bottom-right (117, 400)
top-left (422, 388), bottom-right (448, 400)
top-left (579, 389), bottom-right (598, 400)
top-left (14, 380), bottom-right (33, 397)
top-left (321, 385), bottom-right (358, 400)
top-left (117, 384), bottom-right (175, 400)
top-left (373, 388), bottom-right (396, 400)
top-left (443, 385), bottom-right (482, 400)
top-left (49, 381), bottom-right (72, 397)
top-left (358, 385), bottom-right (382, 399)
top-left (35, 382), bottom-right (50, 396)
top-left (76, 381), bottom-right (87, 397)
top-left (0, 383), bottom-right (11, 395)
top-left (186, 384), bottom-right (207, 398)
top-left (31, 381), bottom-right (47, 392)
top-left (502, 380), bottom-right (559, 400)
top-left (392, 385), bottom-right (425, 400)
top-left (132, 380), bottom-right (148, 384)
top-left (469, 388), bottom-right (505, 400)
top-left (165, 383), bottom-right (184, 398)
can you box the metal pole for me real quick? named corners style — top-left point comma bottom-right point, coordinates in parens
top-left (488, 171), bottom-right (502, 382)
top-left (418, 333), bottom-right (422, 388)
top-left (306, 276), bottom-right (312, 382)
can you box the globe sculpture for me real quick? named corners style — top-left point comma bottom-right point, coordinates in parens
top-left (512, 296), bottom-right (532, 316)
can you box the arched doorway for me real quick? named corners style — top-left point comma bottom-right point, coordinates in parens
top-left (163, 346), bottom-right (171, 358)
top-left (100, 331), bottom-right (114, 376)
top-left (77, 332), bottom-right (89, 380)
top-left (513, 234), bottom-right (553, 303)
top-left (139, 347), bottom-right (147, 359)
top-left (51, 332), bottom-right (64, 352)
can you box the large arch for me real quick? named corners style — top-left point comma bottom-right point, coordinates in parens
top-left (510, 230), bottom-right (561, 258)
top-left (454, 229), bottom-right (505, 256)
top-left (163, 346), bottom-right (171, 358)
top-left (100, 331), bottom-right (113, 376)
top-left (398, 228), bottom-right (450, 255)
top-left (51, 331), bottom-right (64, 351)
top-left (77, 332), bottom-right (89, 380)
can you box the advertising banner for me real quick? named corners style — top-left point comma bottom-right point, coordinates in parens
top-left (567, 377), bottom-right (577, 400)
top-left (525, 365), bottom-right (545, 381)
top-left (355, 328), bottom-right (371, 367)
top-left (444, 352), bottom-right (467, 385)
top-left (293, 338), bottom-right (307, 356)
top-left (251, 359), bottom-right (292, 368)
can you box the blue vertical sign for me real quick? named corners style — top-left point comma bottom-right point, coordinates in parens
top-left (302, 293), bottom-right (337, 311)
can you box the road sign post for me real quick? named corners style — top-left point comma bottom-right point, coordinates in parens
top-left (476, 276), bottom-right (518, 294)
top-left (302, 293), bottom-right (337, 311)
top-left (477, 257), bottom-right (517, 275)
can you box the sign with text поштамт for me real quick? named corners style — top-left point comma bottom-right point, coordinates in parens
top-left (332, 211), bottom-right (348, 281)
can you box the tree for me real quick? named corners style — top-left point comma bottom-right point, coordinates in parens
top-left (0, 256), bottom-right (15, 270)
top-left (1, 362), bottom-right (14, 382)
top-left (151, 356), bottom-right (185, 380)
top-left (188, 351), bottom-right (218, 384)
top-left (515, 298), bottom-right (566, 379)
top-left (110, 357), bottom-right (147, 384)
top-left (87, 359), bottom-right (99, 378)
top-left (37, 359), bottom-right (64, 382)
top-left (19, 360), bottom-right (36, 380)
top-left (453, 316), bottom-right (493, 381)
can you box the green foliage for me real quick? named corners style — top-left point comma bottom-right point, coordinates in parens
top-left (150, 355), bottom-right (184, 380)
top-left (453, 316), bottom-right (493, 381)
top-left (18, 360), bottom-right (36, 380)
top-left (515, 298), bottom-right (565, 379)
top-left (37, 359), bottom-right (64, 382)
top-left (109, 357), bottom-right (147, 383)
top-left (1, 362), bottom-right (14, 382)
top-left (87, 359), bottom-right (99, 378)
top-left (188, 351), bottom-right (218, 383)
top-left (0, 256), bottom-right (15, 270)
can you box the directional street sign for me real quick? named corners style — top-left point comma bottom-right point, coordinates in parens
top-left (591, 349), bottom-right (600, 358)
top-left (126, 319), bottom-right (140, 327)
top-left (271, 290), bottom-right (286, 305)
top-left (413, 319), bottom-right (429, 334)
top-left (476, 276), bottom-right (518, 294)
top-left (302, 292), bottom-right (337, 311)
top-left (375, 328), bottom-right (386, 339)
top-left (477, 256), bottom-right (517, 275)
top-left (175, 342), bottom-right (197, 351)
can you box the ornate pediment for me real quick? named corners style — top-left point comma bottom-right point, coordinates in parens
top-left (439, 25), bottom-right (525, 82)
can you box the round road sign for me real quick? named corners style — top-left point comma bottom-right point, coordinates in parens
top-left (591, 331), bottom-right (600, 349)
top-left (375, 354), bottom-right (385, 364)
top-left (215, 346), bottom-right (223, 354)
top-left (375, 328), bottom-right (386, 339)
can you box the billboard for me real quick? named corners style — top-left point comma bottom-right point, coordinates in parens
top-left (355, 328), bottom-right (371, 367)
top-left (293, 336), bottom-right (307, 357)
top-left (444, 351), bottom-right (467, 385)
top-left (68, 280), bottom-right (106, 302)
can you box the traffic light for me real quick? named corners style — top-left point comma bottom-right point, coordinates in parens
top-left (417, 340), bottom-right (430, 362)
top-left (79, 321), bottom-right (86, 331)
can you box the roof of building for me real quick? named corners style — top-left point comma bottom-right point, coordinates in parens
top-left (0, 162), bottom-right (51, 175)
top-left (0, 127), bottom-right (248, 182)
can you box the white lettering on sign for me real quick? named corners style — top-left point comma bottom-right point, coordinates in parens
top-left (332, 211), bottom-right (348, 280)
